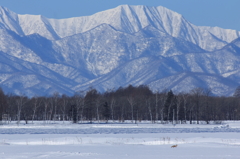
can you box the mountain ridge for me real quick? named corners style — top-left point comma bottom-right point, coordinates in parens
top-left (1, 5), bottom-right (240, 50)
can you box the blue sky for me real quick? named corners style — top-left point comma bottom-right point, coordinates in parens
top-left (0, 0), bottom-right (239, 30)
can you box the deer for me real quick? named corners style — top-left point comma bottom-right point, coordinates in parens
top-left (171, 144), bottom-right (178, 148)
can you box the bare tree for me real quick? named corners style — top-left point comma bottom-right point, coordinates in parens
top-left (127, 95), bottom-right (136, 123)
top-left (30, 96), bottom-right (42, 124)
top-left (95, 95), bottom-right (102, 123)
top-left (158, 92), bottom-right (167, 124)
top-left (52, 92), bottom-right (59, 122)
top-left (175, 94), bottom-right (183, 124)
top-left (110, 98), bottom-right (115, 122)
top-left (43, 97), bottom-right (50, 124)
top-left (181, 93), bottom-right (189, 123)
top-left (16, 94), bottom-right (28, 125)
top-left (72, 91), bottom-right (85, 123)
top-left (60, 94), bottom-right (69, 123)
top-left (147, 98), bottom-right (153, 123)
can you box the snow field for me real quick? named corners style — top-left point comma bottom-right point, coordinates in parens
top-left (0, 121), bottom-right (240, 158)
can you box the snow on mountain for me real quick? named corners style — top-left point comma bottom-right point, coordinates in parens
top-left (0, 5), bottom-right (240, 96)
top-left (148, 72), bottom-right (238, 96)
top-left (0, 6), bottom-right (24, 35)
top-left (16, 5), bottom-right (240, 51)
top-left (74, 48), bottom-right (240, 96)
top-left (0, 51), bottom-right (76, 96)
top-left (18, 14), bottom-right (60, 40)
top-left (2, 5), bottom-right (238, 51)
top-left (52, 23), bottom-right (204, 77)
top-left (0, 29), bottom-right (41, 63)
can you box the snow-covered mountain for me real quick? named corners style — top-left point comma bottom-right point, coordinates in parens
top-left (0, 5), bottom-right (240, 96)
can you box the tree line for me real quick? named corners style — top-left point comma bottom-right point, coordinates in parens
top-left (0, 85), bottom-right (240, 124)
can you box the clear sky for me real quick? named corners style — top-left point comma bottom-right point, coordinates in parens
top-left (0, 0), bottom-right (239, 30)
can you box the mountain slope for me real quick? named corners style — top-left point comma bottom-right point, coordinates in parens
top-left (0, 5), bottom-right (239, 96)
top-left (73, 47), bottom-right (240, 96)
top-left (52, 24), bottom-right (205, 76)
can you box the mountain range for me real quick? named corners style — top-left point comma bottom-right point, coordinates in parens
top-left (0, 5), bottom-right (240, 96)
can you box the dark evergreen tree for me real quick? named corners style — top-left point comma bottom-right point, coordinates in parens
top-left (233, 86), bottom-right (240, 97)
top-left (85, 88), bottom-right (96, 122)
top-left (69, 105), bottom-right (77, 123)
top-left (164, 90), bottom-right (174, 121)
top-left (190, 87), bottom-right (204, 124)
top-left (0, 88), bottom-right (8, 122)
top-left (102, 102), bottom-right (110, 123)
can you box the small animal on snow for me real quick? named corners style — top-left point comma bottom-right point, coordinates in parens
top-left (171, 144), bottom-right (178, 148)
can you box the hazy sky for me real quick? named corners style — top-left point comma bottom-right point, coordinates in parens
top-left (0, 0), bottom-right (239, 30)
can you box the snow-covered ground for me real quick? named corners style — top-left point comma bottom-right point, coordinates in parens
top-left (0, 121), bottom-right (240, 158)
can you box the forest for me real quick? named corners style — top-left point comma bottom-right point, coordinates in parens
top-left (0, 85), bottom-right (240, 124)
